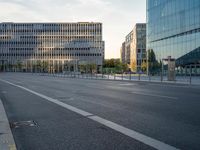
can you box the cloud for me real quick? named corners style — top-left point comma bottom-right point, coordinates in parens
top-left (0, 0), bottom-right (146, 58)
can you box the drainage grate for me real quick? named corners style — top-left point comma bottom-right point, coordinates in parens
top-left (10, 120), bottom-right (37, 129)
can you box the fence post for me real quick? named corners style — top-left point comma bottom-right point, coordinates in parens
top-left (138, 73), bottom-right (141, 81)
top-left (190, 65), bottom-right (192, 85)
top-left (149, 74), bottom-right (151, 82)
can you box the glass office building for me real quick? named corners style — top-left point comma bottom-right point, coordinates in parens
top-left (147, 0), bottom-right (200, 73)
top-left (0, 22), bottom-right (104, 72)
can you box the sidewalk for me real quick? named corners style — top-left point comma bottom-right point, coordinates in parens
top-left (0, 99), bottom-right (17, 150)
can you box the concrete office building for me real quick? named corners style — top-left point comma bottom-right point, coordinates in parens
top-left (125, 31), bottom-right (133, 65)
top-left (130, 23), bottom-right (146, 72)
top-left (120, 42), bottom-right (126, 64)
top-left (0, 22), bottom-right (104, 73)
top-left (122, 23), bottom-right (146, 72)
top-left (147, 0), bottom-right (200, 73)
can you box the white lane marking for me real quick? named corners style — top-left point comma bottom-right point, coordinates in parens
top-left (89, 116), bottom-right (177, 150)
top-left (0, 79), bottom-right (179, 150)
top-left (131, 91), bottom-right (178, 100)
top-left (147, 83), bottom-right (190, 88)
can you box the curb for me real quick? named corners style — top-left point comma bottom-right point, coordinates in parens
top-left (0, 99), bottom-right (17, 150)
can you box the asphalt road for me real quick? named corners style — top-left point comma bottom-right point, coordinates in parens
top-left (0, 73), bottom-right (200, 150)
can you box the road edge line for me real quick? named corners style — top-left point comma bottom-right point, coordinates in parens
top-left (0, 98), bottom-right (17, 150)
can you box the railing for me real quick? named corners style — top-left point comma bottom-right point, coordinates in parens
top-left (25, 71), bottom-right (200, 85)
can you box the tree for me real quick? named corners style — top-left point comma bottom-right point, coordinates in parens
top-left (116, 62), bottom-right (128, 73)
top-left (148, 49), bottom-right (160, 74)
top-left (130, 61), bottom-right (137, 72)
top-left (79, 64), bottom-right (86, 73)
top-left (42, 61), bottom-right (49, 72)
top-left (103, 59), bottom-right (128, 73)
top-left (141, 61), bottom-right (147, 72)
top-left (103, 59), bottom-right (115, 68)
top-left (36, 60), bottom-right (42, 72)
top-left (121, 63), bottom-right (128, 72)
top-left (16, 60), bottom-right (23, 72)
top-left (89, 64), bottom-right (97, 73)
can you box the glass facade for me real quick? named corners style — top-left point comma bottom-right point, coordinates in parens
top-left (147, 0), bottom-right (200, 69)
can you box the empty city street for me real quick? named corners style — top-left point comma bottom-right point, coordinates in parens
top-left (0, 73), bottom-right (200, 150)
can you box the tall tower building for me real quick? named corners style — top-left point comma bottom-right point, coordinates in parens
top-left (147, 0), bottom-right (200, 73)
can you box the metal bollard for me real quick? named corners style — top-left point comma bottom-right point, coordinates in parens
top-left (190, 65), bottom-right (192, 85)
top-left (138, 73), bottom-right (141, 81)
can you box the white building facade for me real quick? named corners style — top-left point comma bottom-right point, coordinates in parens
top-left (0, 22), bottom-right (104, 73)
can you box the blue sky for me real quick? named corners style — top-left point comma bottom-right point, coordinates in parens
top-left (0, 0), bottom-right (146, 58)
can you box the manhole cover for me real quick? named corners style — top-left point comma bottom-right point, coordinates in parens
top-left (10, 120), bottom-right (37, 129)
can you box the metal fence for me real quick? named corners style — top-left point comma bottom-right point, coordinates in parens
top-left (3, 64), bottom-right (200, 85)
top-left (25, 71), bottom-right (200, 85)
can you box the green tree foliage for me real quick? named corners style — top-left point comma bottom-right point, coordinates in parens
top-left (42, 61), bottom-right (49, 72)
top-left (103, 59), bottom-right (116, 68)
top-left (79, 63), bottom-right (97, 73)
top-left (36, 60), bottom-right (42, 72)
top-left (79, 64), bottom-right (86, 73)
top-left (130, 61), bottom-right (137, 72)
top-left (148, 49), bottom-right (161, 74)
top-left (103, 59), bottom-right (128, 73)
top-left (89, 63), bottom-right (97, 73)
top-left (141, 61), bottom-right (147, 72)
top-left (16, 60), bottom-right (23, 71)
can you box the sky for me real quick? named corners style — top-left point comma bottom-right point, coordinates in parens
top-left (0, 0), bottom-right (146, 59)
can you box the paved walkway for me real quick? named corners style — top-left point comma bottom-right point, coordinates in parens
top-left (0, 99), bottom-right (16, 150)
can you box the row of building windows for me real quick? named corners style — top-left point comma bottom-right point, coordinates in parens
top-left (0, 35), bottom-right (100, 39)
top-left (0, 23), bottom-right (101, 26)
top-left (1, 47), bottom-right (102, 51)
top-left (19, 36), bottom-right (99, 39)
top-left (0, 53), bottom-right (102, 57)
top-left (0, 23), bottom-right (102, 30)
top-left (0, 41), bottom-right (102, 45)
top-left (0, 31), bottom-right (102, 35)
